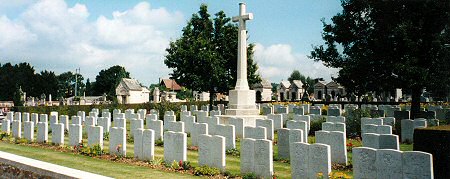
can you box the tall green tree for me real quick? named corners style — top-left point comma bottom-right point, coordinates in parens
top-left (310, 0), bottom-right (450, 118)
top-left (92, 65), bottom-right (130, 100)
top-left (287, 70), bottom-right (315, 94)
top-left (57, 71), bottom-right (85, 98)
top-left (165, 4), bottom-right (261, 107)
top-left (35, 70), bottom-right (58, 100)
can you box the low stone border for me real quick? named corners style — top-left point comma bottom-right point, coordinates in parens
top-left (0, 151), bottom-right (113, 179)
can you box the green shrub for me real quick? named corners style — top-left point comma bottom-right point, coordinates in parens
top-left (80, 144), bottom-right (104, 156)
top-left (414, 126), bottom-right (450, 179)
top-left (149, 157), bottom-right (163, 166)
top-left (193, 166), bottom-right (220, 176)
top-left (155, 139), bottom-right (164, 146)
top-left (309, 116), bottom-right (326, 135)
top-left (103, 132), bottom-right (110, 141)
top-left (225, 148), bottom-right (240, 157)
top-left (345, 109), bottom-right (370, 138)
top-left (14, 101), bottom-right (223, 121)
top-left (242, 172), bottom-right (257, 179)
top-left (0, 132), bottom-right (10, 140)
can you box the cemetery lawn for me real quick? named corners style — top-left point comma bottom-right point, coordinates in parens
top-left (0, 142), bottom-right (198, 179)
top-left (0, 130), bottom-right (414, 179)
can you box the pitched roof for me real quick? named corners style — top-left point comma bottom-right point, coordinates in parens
top-left (120, 78), bottom-right (150, 92)
top-left (292, 80), bottom-right (303, 88)
top-left (252, 78), bottom-right (272, 88)
top-left (280, 81), bottom-right (291, 89)
top-left (314, 81), bottom-right (327, 88)
top-left (161, 79), bottom-right (182, 91)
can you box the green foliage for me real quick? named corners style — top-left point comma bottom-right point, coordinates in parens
top-left (176, 87), bottom-right (193, 101)
top-left (15, 101), bottom-right (213, 121)
top-left (414, 126), bottom-right (450, 179)
top-left (92, 65), bottom-right (130, 100)
top-left (13, 85), bottom-right (24, 106)
top-left (164, 4), bottom-right (261, 107)
top-left (0, 132), bottom-right (10, 140)
top-left (57, 71), bottom-right (85, 98)
top-left (309, 116), bottom-right (327, 135)
top-left (80, 144), bottom-right (104, 157)
top-left (310, 0), bottom-right (450, 118)
top-left (148, 157), bottom-right (164, 166)
top-left (103, 132), bottom-right (110, 141)
top-left (242, 172), bottom-right (257, 179)
top-left (193, 165), bottom-right (220, 176)
top-left (0, 63), bottom-right (58, 101)
top-left (345, 109), bottom-right (371, 138)
top-left (225, 148), bottom-right (240, 157)
top-left (155, 139), bottom-right (164, 147)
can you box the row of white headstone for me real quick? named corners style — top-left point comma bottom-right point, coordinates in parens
top-left (1, 108), bottom-right (434, 179)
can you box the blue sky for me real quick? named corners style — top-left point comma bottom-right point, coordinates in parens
top-left (0, 0), bottom-right (342, 86)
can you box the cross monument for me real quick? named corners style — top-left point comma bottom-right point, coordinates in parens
top-left (232, 2), bottom-right (253, 90)
top-left (221, 3), bottom-right (263, 126)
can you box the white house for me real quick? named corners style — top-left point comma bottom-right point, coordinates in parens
top-left (252, 78), bottom-right (272, 101)
top-left (313, 81), bottom-right (346, 101)
top-left (277, 80), bottom-right (305, 101)
top-left (116, 78), bottom-right (150, 104)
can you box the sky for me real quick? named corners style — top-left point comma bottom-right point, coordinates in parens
top-left (0, 0), bottom-right (342, 86)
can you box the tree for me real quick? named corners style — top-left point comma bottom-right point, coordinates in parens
top-left (165, 4), bottom-right (261, 108)
top-left (92, 65), bottom-right (130, 100)
top-left (288, 70), bottom-right (304, 83)
top-left (287, 70), bottom-right (315, 94)
top-left (310, 0), bottom-right (450, 119)
top-left (85, 78), bottom-right (94, 96)
top-left (57, 71), bottom-right (85, 98)
top-left (35, 70), bottom-right (58, 100)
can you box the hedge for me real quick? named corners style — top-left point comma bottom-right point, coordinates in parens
top-left (14, 101), bottom-right (227, 121)
top-left (414, 125), bottom-right (450, 179)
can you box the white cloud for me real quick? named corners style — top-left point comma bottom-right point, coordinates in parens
top-left (0, 0), bottom-right (183, 86)
top-left (253, 43), bottom-right (339, 83)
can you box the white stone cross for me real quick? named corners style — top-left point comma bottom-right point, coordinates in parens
top-left (232, 3), bottom-right (253, 90)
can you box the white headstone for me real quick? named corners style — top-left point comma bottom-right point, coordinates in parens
top-left (198, 134), bottom-right (226, 170)
top-left (147, 119), bottom-right (163, 141)
top-left (163, 131), bottom-right (187, 164)
top-left (229, 117), bottom-right (244, 138)
top-left (402, 151), bottom-right (434, 179)
top-left (87, 126), bottom-right (103, 149)
top-left (256, 119), bottom-right (273, 140)
top-left (165, 121), bottom-right (185, 133)
top-left (215, 124), bottom-right (236, 150)
top-left (353, 147), bottom-right (377, 179)
top-left (12, 120), bottom-right (21, 139)
top-left (277, 128), bottom-right (290, 159)
top-left (23, 121), bottom-right (34, 142)
top-left (376, 149), bottom-right (403, 179)
top-left (244, 126), bottom-right (266, 139)
top-left (37, 122), bottom-right (48, 143)
top-left (287, 120), bottom-right (308, 142)
top-left (59, 115), bottom-right (69, 131)
top-left (109, 127), bottom-right (126, 156)
top-left (267, 114), bottom-right (283, 130)
top-left (69, 124), bottom-right (82, 147)
top-left (51, 123), bottom-right (64, 145)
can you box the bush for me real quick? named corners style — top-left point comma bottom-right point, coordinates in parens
top-left (309, 116), bottom-right (326, 135)
top-left (225, 148), bottom-right (240, 157)
top-left (242, 173), bottom-right (257, 179)
top-left (14, 101), bottom-right (225, 121)
top-left (155, 139), bottom-right (164, 146)
top-left (344, 109), bottom-right (370, 138)
top-left (193, 166), bottom-right (220, 176)
top-left (414, 125), bottom-right (450, 179)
